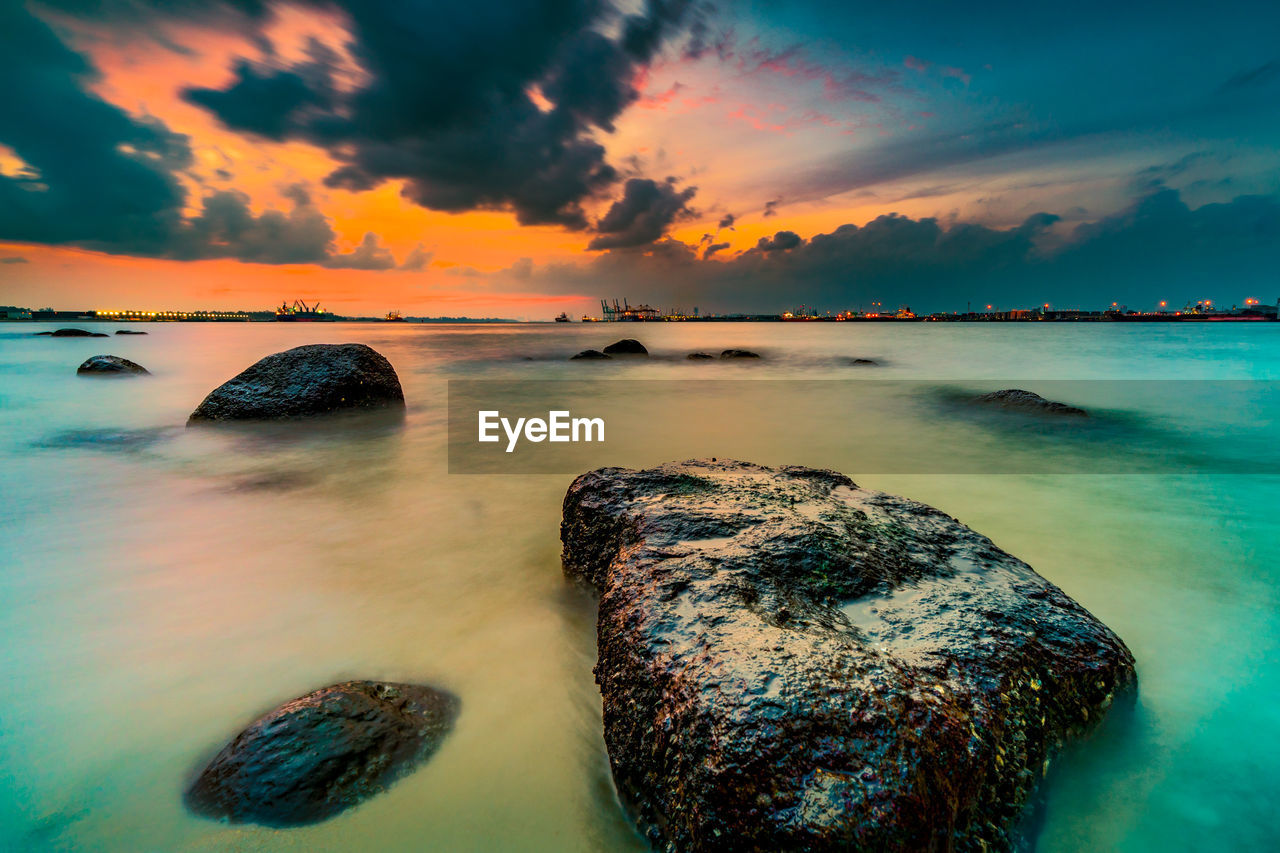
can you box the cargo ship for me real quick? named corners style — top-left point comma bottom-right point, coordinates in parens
top-left (275, 299), bottom-right (335, 321)
top-left (554, 312), bottom-right (571, 322)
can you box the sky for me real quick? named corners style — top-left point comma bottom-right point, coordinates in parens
top-left (1, 0), bottom-right (1278, 318)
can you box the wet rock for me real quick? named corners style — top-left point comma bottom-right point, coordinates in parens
top-left (976, 389), bottom-right (1087, 417)
top-left (686, 352), bottom-right (715, 360)
top-left (77, 354), bottom-right (149, 376)
top-left (603, 339), bottom-right (648, 356)
top-left (43, 328), bottom-right (108, 338)
top-left (186, 681), bottom-right (459, 827)
top-left (115, 330), bottom-right (148, 335)
top-left (571, 349), bottom-right (612, 360)
top-left (720, 348), bottom-right (760, 359)
top-left (188, 343), bottom-right (404, 422)
top-left (561, 459), bottom-right (1135, 851)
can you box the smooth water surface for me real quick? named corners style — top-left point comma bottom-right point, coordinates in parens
top-left (1, 321), bottom-right (1277, 851)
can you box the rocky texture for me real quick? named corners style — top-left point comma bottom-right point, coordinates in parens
top-left (115, 329), bottom-right (147, 335)
top-left (561, 459), bottom-right (1135, 852)
top-left (77, 354), bottom-right (149, 376)
top-left (188, 343), bottom-right (404, 422)
top-left (186, 681), bottom-right (459, 827)
top-left (720, 349), bottom-right (760, 359)
top-left (975, 389), bottom-right (1087, 417)
top-left (687, 352), bottom-right (715, 360)
top-left (603, 338), bottom-right (648, 356)
top-left (42, 328), bottom-right (108, 338)
top-left (571, 349), bottom-right (612, 360)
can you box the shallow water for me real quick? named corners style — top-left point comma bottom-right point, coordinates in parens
top-left (1, 321), bottom-right (1278, 851)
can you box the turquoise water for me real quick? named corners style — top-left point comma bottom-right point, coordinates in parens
top-left (0, 321), bottom-right (1277, 851)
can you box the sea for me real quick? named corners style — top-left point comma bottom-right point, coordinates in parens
top-left (1, 320), bottom-right (1277, 851)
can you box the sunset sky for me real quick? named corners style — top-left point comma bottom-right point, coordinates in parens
top-left (1, 0), bottom-right (1278, 318)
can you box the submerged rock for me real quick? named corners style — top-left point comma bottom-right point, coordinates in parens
top-left (603, 339), bottom-right (648, 356)
top-left (188, 343), bottom-right (404, 422)
top-left (571, 349), bottom-right (612, 360)
top-left (849, 357), bottom-right (879, 366)
top-left (186, 681), bottom-right (459, 827)
top-left (43, 328), bottom-right (108, 338)
top-left (77, 354), bottom-right (149, 376)
top-left (561, 459), bottom-right (1135, 851)
top-left (115, 329), bottom-right (148, 335)
top-left (686, 352), bottom-right (715, 360)
top-left (976, 388), bottom-right (1087, 417)
top-left (720, 348), bottom-right (760, 359)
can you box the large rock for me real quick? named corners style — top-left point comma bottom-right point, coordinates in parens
top-left (186, 681), bottom-right (459, 826)
top-left (561, 459), bottom-right (1135, 851)
top-left (77, 354), bottom-right (149, 376)
top-left (603, 338), bottom-right (648, 356)
top-left (188, 343), bottom-right (404, 422)
top-left (720, 348), bottom-right (760, 359)
top-left (975, 389), bottom-right (1087, 417)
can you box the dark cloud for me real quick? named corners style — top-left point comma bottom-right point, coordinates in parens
top-left (717, 213), bottom-right (736, 229)
top-left (169, 190), bottom-right (335, 263)
top-left (587, 177), bottom-right (697, 250)
top-left (521, 189), bottom-right (1280, 313)
top-left (0, 5), bottom-right (406, 269)
top-left (183, 0), bottom-right (698, 228)
top-left (755, 230), bottom-right (802, 252)
top-left (763, 198), bottom-right (780, 217)
top-left (0, 4), bottom-right (192, 252)
top-left (1, 256), bottom-right (30, 264)
top-left (702, 241), bottom-right (730, 259)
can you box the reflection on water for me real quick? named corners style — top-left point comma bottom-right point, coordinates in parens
top-left (1, 321), bottom-right (1278, 851)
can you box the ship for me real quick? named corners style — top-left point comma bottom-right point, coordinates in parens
top-left (385, 310), bottom-right (406, 322)
top-left (554, 312), bottom-right (571, 322)
top-left (275, 299), bottom-right (335, 321)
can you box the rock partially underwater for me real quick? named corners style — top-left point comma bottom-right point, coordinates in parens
top-left (603, 339), bottom-right (648, 356)
top-left (76, 354), bottom-right (149, 376)
top-left (571, 349), bottom-right (612, 360)
top-left (186, 681), bottom-right (459, 826)
top-left (38, 328), bottom-right (108, 338)
top-left (720, 348), bottom-right (760, 359)
top-left (975, 389), bottom-right (1088, 417)
top-left (188, 343), bottom-right (404, 422)
top-left (561, 459), bottom-right (1135, 851)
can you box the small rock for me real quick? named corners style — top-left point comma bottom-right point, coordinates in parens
top-left (849, 358), bottom-right (879, 366)
top-left (188, 343), bottom-right (404, 422)
top-left (571, 349), bottom-right (612, 360)
top-left (44, 328), bottom-right (108, 338)
top-left (720, 349), bottom-right (760, 359)
top-left (603, 339), bottom-right (648, 356)
top-left (686, 352), bottom-right (715, 360)
top-left (186, 681), bottom-right (459, 826)
top-left (975, 389), bottom-right (1087, 417)
top-left (115, 330), bottom-right (148, 335)
top-left (77, 355), bottom-right (149, 376)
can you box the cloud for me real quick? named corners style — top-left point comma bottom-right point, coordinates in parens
top-left (587, 177), bottom-right (697, 250)
top-left (520, 189), bottom-right (1280, 313)
top-left (755, 230), bottom-right (802, 251)
top-left (183, 0), bottom-right (699, 228)
top-left (1, 256), bottom-right (29, 264)
top-left (322, 232), bottom-right (396, 270)
top-left (763, 198), bottom-right (780, 217)
top-left (717, 213), bottom-right (736, 229)
top-left (0, 5), bottom-right (404, 269)
top-left (399, 243), bottom-right (432, 271)
top-left (702, 241), bottom-right (730, 258)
